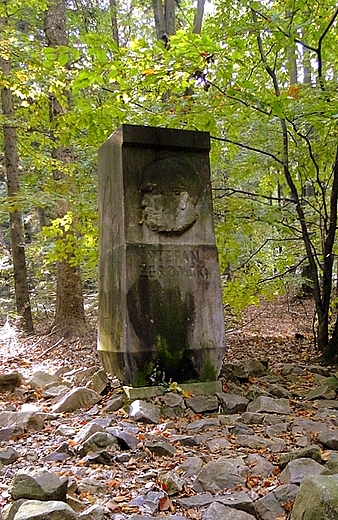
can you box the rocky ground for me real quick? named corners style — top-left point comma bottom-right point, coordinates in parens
top-left (0, 296), bottom-right (337, 520)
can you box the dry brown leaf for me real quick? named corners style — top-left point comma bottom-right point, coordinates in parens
top-left (159, 495), bottom-right (171, 511)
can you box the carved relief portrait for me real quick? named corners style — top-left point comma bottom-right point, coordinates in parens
top-left (140, 156), bottom-right (202, 234)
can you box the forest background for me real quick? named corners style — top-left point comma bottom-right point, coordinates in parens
top-left (1, 0), bottom-right (338, 362)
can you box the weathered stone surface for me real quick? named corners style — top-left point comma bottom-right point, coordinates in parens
top-left (247, 396), bottom-right (291, 414)
top-left (162, 392), bottom-right (184, 408)
top-left (128, 400), bottom-right (160, 424)
top-left (0, 372), bottom-right (21, 392)
top-left (217, 393), bottom-right (249, 414)
top-left (195, 457), bottom-right (246, 491)
top-left (51, 387), bottom-right (101, 413)
top-left (318, 430), bottom-right (338, 450)
top-left (29, 371), bottom-right (61, 390)
top-left (323, 451), bottom-right (338, 475)
top-left (280, 445), bottom-right (323, 468)
top-left (9, 468), bottom-right (68, 501)
top-left (246, 453), bottom-right (275, 477)
top-left (74, 423), bottom-right (106, 444)
top-left (128, 491), bottom-right (165, 513)
top-left (180, 381), bottom-right (222, 396)
top-left (78, 504), bottom-right (105, 520)
top-left (41, 385), bottom-right (69, 398)
top-left (0, 447), bottom-right (20, 465)
top-left (178, 492), bottom-right (213, 508)
top-left (98, 125), bottom-right (225, 386)
top-left (12, 500), bottom-right (78, 520)
top-left (101, 395), bottom-right (125, 413)
top-left (202, 502), bottom-right (256, 520)
top-left (243, 359), bottom-right (268, 378)
top-left (86, 369), bottom-right (109, 394)
top-left (144, 437), bottom-right (176, 457)
top-left (185, 395), bottom-right (218, 413)
top-left (306, 385), bottom-right (336, 401)
top-left (159, 470), bottom-right (184, 495)
top-left (291, 417), bottom-right (330, 435)
top-left (78, 432), bottom-right (118, 457)
top-left (291, 474), bottom-right (338, 520)
top-left (267, 383), bottom-right (291, 399)
top-left (186, 417), bottom-right (219, 432)
top-left (178, 456), bottom-right (203, 478)
top-left (280, 458), bottom-right (325, 485)
top-left (0, 411), bottom-right (46, 432)
top-left (215, 491), bottom-right (255, 515)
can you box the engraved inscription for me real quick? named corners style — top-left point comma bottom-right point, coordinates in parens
top-left (138, 248), bottom-right (209, 281)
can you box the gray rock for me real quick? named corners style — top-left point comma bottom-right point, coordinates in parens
top-left (0, 446), bottom-right (20, 465)
top-left (291, 474), bottom-right (338, 520)
top-left (78, 432), bottom-right (118, 456)
top-left (0, 372), bottom-right (21, 392)
top-left (51, 387), bottom-right (101, 413)
top-left (207, 437), bottom-right (231, 452)
top-left (254, 484), bottom-right (299, 520)
top-left (108, 427), bottom-right (139, 450)
top-left (306, 385), bottom-right (336, 401)
top-left (318, 430), bottom-right (338, 450)
top-left (144, 437), bottom-right (176, 457)
top-left (9, 468), bottom-right (68, 501)
top-left (267, 383), bottom-right (291, 399)
top-left (79, 505), bottom-right (105, 520)
top-left (128, 400), bottom-right (160, 424)
top-left (280, 457), bottom-right (325, 485)
top-left (177, 492), bottom-right (213, 508)
top-left (178, 456), bottom-right (203, 478)
top-left (291, 417), bottom-right (330, 435)
top-left (236, 412), bottom-right (266, 424)
top-left (280, 445), bottom-right (323, 468)
top-left (74, 423), bottom-right (106, 444)
top-left (323, 451), bottom-right (338, 474)
top-left (265, 422), bottom-right (288, 437)
top-left (246, 453), bottom-right (275, 477)
top-left (162, 392), bottom-right (184, 408)
top-left (0, 425), bottom-right (24, 441)
top-left (202, 502), bottom-right (255, 520)
top-left (0, 411), bottom-right (46, 432)
top-left (215, 491), bottom-right (255, 515)
top-left (77, 477), bottom-right (108, 494)
top-left (195, 456), bottom-right (246, 491)
top-left (42, 385), bottom-right (69, 398)
top-left (247, 396), bottom-right (291, 414)
top-left (217, 393), bottom-right (249, 414)
top-left (185, 395), bottom-right (218, 413)
top-left (29, 371), bottom-right (61, 390)
top-left (186, 417), bottom-right (219, 432)
top-left (11, 500), bottom-right (77, 520)
top-left (245, 384), bottom-right (270, 401)
top-left (101, 395), bottom-right (125, 413)
top-left (243, 359), bottom-right (268, 378)
top-left (160, 470), bottom-right (184, 495)
top-left (128, 491), bottom-right (165, 514)
top-left (235, 434), bottom-right (272, 450)
top-left (86, 369), bottom-right (109, 394)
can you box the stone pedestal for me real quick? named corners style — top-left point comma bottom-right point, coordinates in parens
top-left (98, 124), bottom-right (225, 386)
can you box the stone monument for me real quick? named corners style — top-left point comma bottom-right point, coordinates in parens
top-left (98, 124), bottom-right (225, 386)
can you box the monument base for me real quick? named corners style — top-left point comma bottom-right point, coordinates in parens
top-left (99, 346), bottom-right (224, 387)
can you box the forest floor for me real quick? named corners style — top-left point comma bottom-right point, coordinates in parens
top-left (0, 295), bottom-right (325, 520)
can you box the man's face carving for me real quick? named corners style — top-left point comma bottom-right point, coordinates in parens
top-left (140, 157), bottom-right (202, 235)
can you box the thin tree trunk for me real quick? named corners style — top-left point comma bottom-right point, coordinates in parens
top-left (0, 20), bottom-right (33, 333)
top-left (193, 0), bottom-right (206, 34)
top-left (44, 0), bottom-right (88, 338)
top-left (109, 0), bottom-right (119, 46)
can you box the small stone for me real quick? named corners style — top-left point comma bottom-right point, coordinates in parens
top-left (318, 430), bottom-right (338, 450)
top-left (202, 502), bottom-right (256, 520)
top-left (86, 369), bottom-right (109, 394)
top-left (0, 372), bottom-right (21, 392)
top-left (102, 395), bottom-right (125, 413)
top-left (160, 470), bottom-right (184, 495)
top-left (247, 396), bottom-right (291, 414)
top-left (162, 392), bottom-right (184, 408)
top-left (144, 437), bottom-right (176, 457)
top-left (9, 467), bottom-right (68, 501)
top-left (280, 457), bottom-right (325, 485)
top-left (29, 371), bottom-right (61, 390)
top-left (12, 500), bottom-right (77, 520)
top-left (128, 400), bottom-right (160, 424)
top-left (0, 446), bottom-right (20, 465)
top-left (218, 393), bottom-right (249, 414)
top-left (185, 395), bottom-right (218, 413)
top-left (78, 431), bottom-right (118, 457)
top-left (51, 387), bottom-right (101, 413)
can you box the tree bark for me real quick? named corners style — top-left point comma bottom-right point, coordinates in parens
top-left (44, 0), bottom-right (88, 338)
top-left (0, 21), bottom-right (33, 333)
top-left (109, 0), bottom-right (119, 46)
top-left (193, 0), bottom-right (206, 34)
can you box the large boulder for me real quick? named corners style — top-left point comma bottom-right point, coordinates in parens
top-left (291, 474), bottom-right (338, 519)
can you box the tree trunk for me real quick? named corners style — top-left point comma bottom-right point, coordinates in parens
top-left (109, 0), bottom-right (119, 46)
top-left (0, 22), bottom-right (33, 333)
top-left (193, 0), bottom-right (206, 34)
top-left (44, 0), bottom-right (88, 338)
